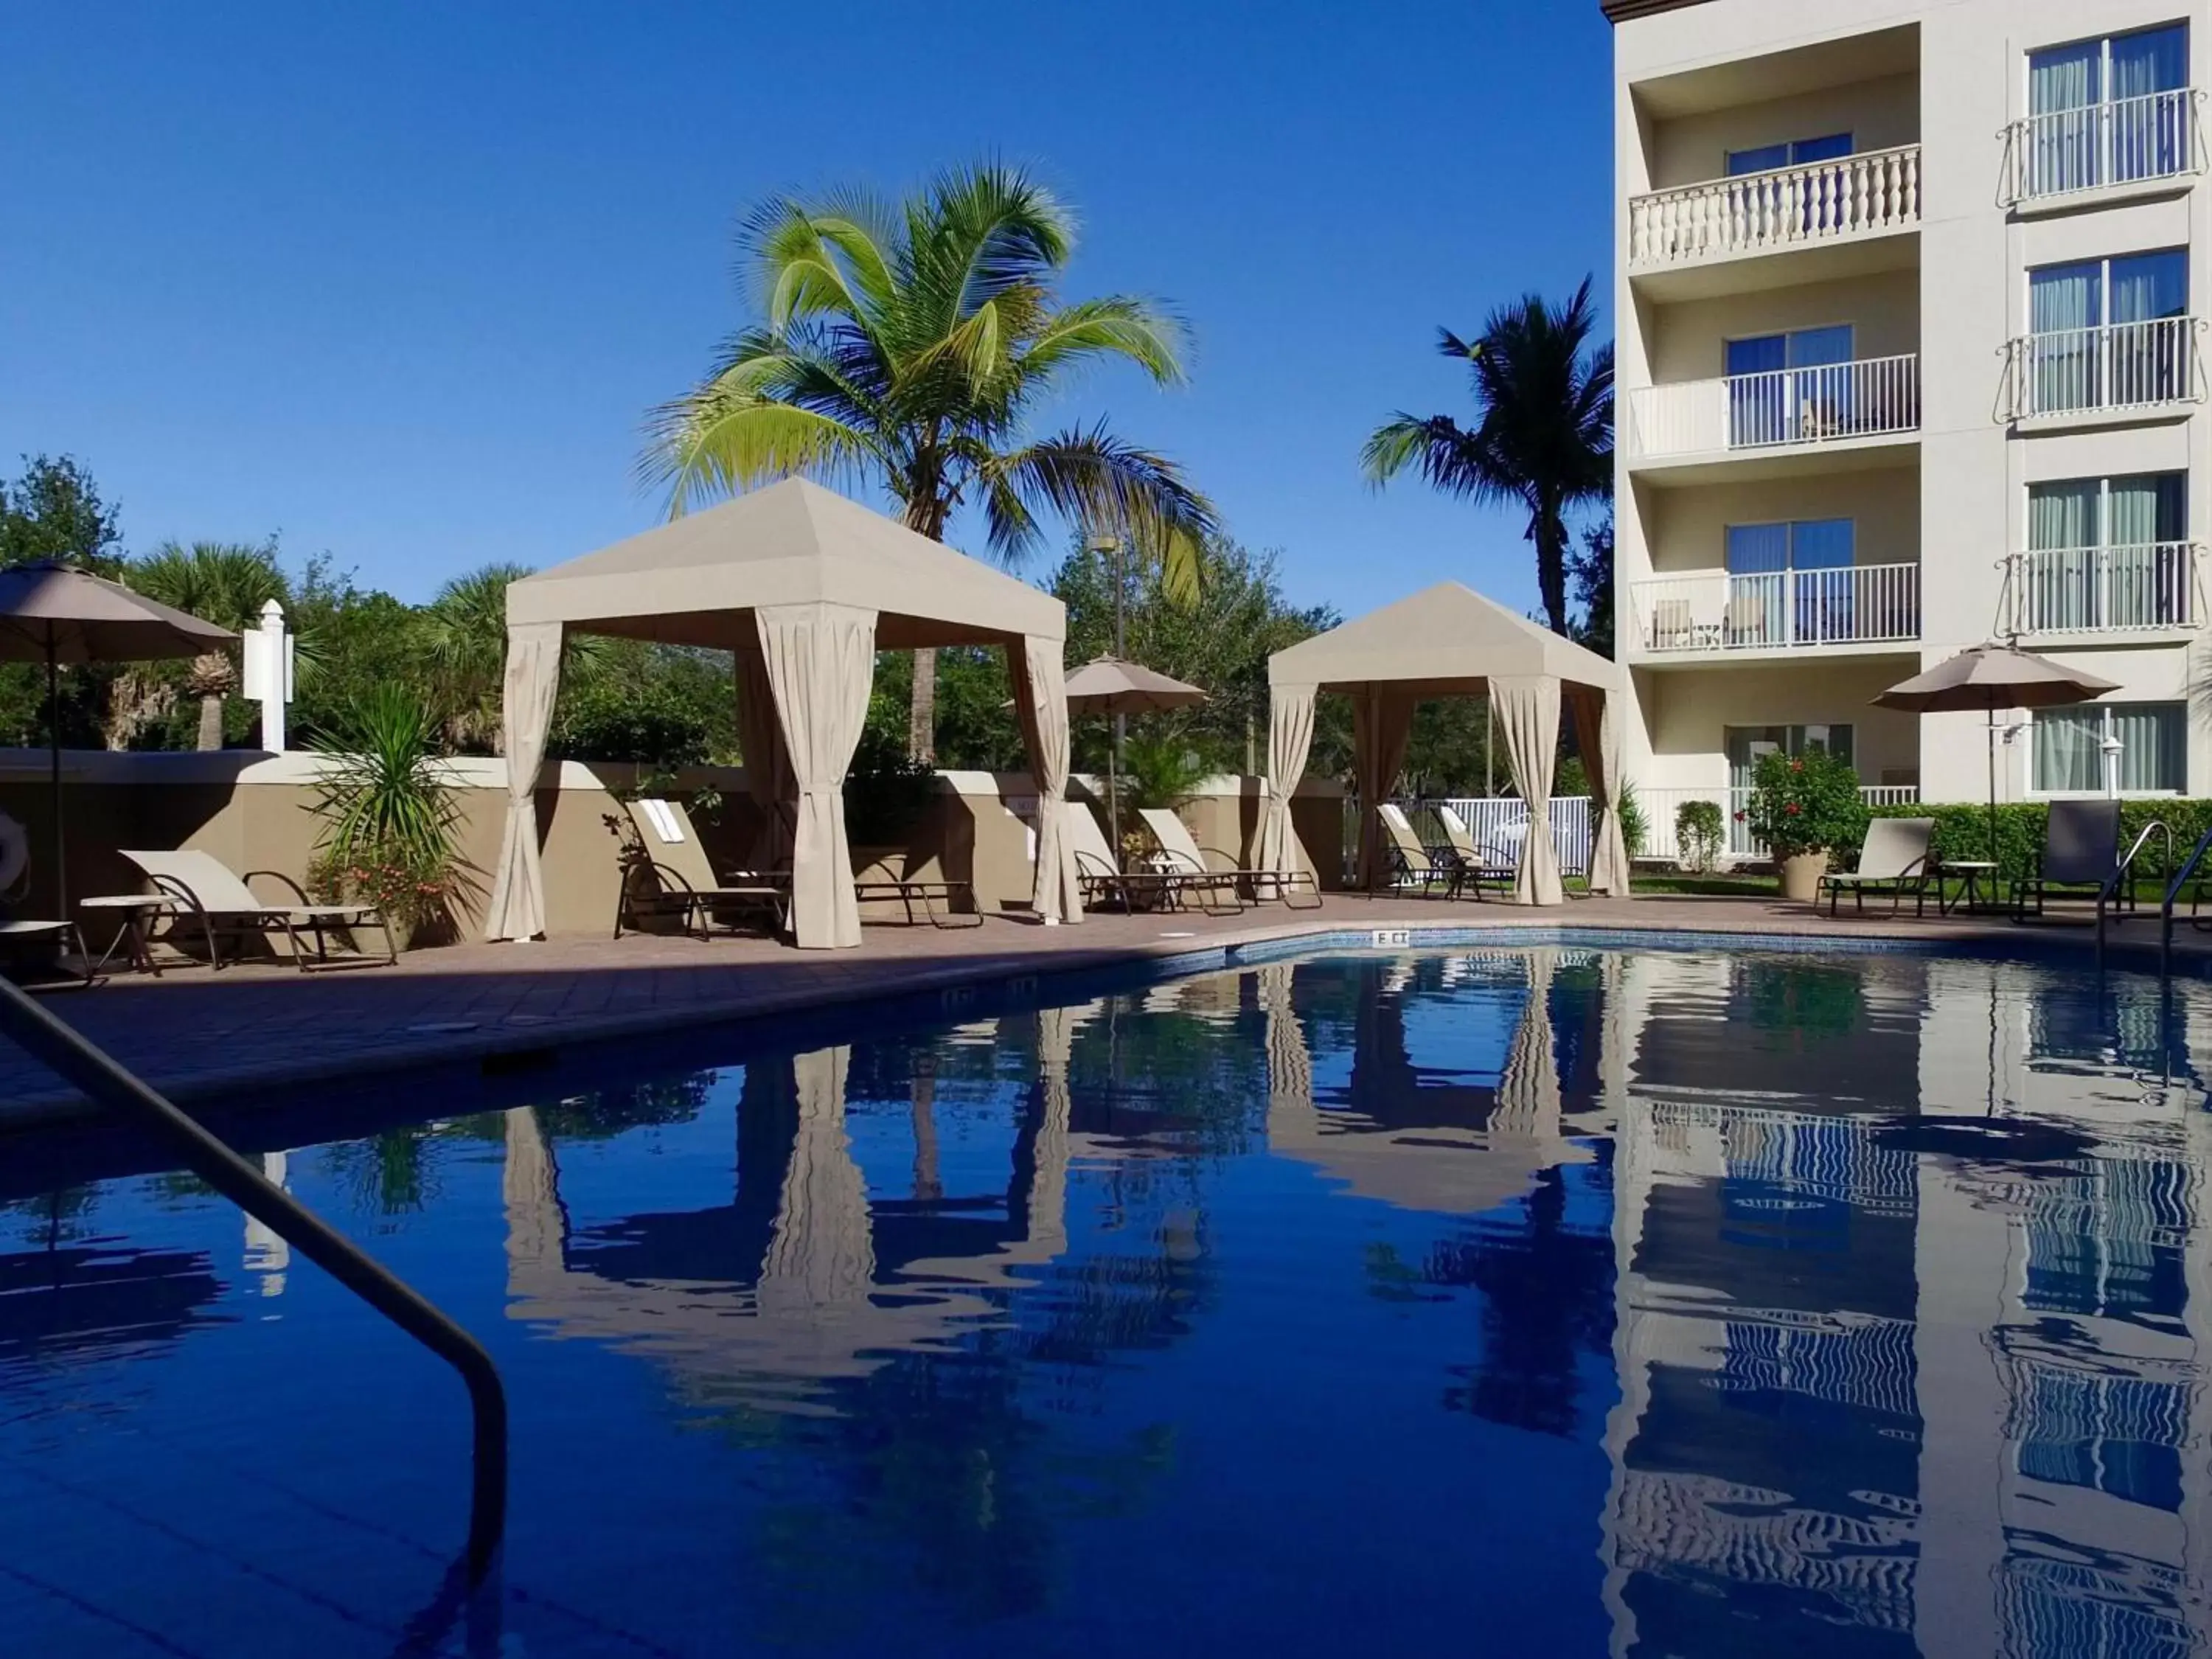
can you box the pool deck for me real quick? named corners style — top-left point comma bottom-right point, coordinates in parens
top-left (0, 891), bottom-right (2199, 1128)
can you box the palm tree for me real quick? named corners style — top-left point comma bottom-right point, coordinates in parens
top-left (420, 562), bottom-right (532, 753)
top-left (1361, 277), bottom-right (1613, 638)
top-left (643, 162), bottom-right (1217, 762)
top-left (125, 540), bottom-right (289, 748)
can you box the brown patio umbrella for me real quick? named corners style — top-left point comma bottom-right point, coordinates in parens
top-left (0, 560), bottom-right (234, 916)
top-left (1873, 643), bottom-right (2119, 863)
top-left (1062, 655), bottom-right (1206, 850)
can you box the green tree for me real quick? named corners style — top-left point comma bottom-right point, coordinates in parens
top-left (643, 161), bottom-right (1217, 762)
top-left (1568, 509), bottom-right (1613, 658)
top-left (286, 558), bottom-right (429, 750)
top-left (0, 454), bottom-right (124, 573)
top-left (125, 540), bottom-right (290, 749)
top-left (419, 562), bottom-right (532, 753)
top-left (1362, 278), bottom-right (1613, 636)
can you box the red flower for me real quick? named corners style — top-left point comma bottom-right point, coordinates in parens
top-left (1733, 810), bottom-right (1746, 821)
top-left (1784, 801), bottom-right (1801, 815)
top-left (1790, 759), bottom-right (1804, 773)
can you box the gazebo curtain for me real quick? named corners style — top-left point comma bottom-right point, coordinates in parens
top-left (759, 1046), bottom-right (874, 1314)
top-left (757, 602), bottom-right (876, 950)
top-left (1570, 686), bottom-right (1632, 897)
top-left (1260, 684), bottom-right (1317, 896)
top-left (1492, 675), bottom-right (1564, 906)
top-left (486, 620), bottom-right (564, 942)
top-left (1010, 635), bottom-right (1082, 925)
top-left (1353, 690), bottom-right (1419, 891)
top-left (734, 641), bottom-right (794, 871)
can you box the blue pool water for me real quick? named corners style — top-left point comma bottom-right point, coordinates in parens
top-left (4, 946), bottom-right (2211, 1656)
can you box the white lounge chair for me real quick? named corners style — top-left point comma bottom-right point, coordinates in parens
top-left (1433, 804), bottom-right (1517, 898)
top-left (1060, 801), bottom-right (1196, 913)
top-left (119, 849), bottom-right (397, 970)
top-left (617, 798), bottom-right (790, 939)
top-left (1377, 804), bottom-right (1455, 897)
top-left (1818, 818), bottom-right (1934, 917)
top-left (1135, 808), bottom-right (1253, 915)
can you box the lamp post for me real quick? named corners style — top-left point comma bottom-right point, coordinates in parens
top-left (1088, 533), bottom-right (1127, 851)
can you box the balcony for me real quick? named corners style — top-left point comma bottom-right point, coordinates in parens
top-left (1627, 145), bottom-right (1921, 291)
top-left (2002, 317), bottom-right (2204, 425)
top-left (2002, 543), bottom-right (2202, 639)
top-left (1630, 564), bottom-right (1920, 661)
top-left (1627, 355), bottom-right (1919, 476)
top-left (2003, 89), bottom-right (2204, 208)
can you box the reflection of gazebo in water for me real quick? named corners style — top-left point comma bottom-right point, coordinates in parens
top-left (1261, 956), bottom-right (1607, 1216)
top-left (501, 1009), bottom-right (1104, 1407)
top-left (0, 1234), bottom-right (229, 1370)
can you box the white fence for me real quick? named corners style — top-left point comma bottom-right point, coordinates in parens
top-left (1628, 144), bottom-right (1920, 268)
top-left (2006, 88), bottom-right (2201, 202)
top-left (1630, 563), bottom-right (1920, 655)
top-left (2003, 543), bottom-right (2201, 636)
top-left (2003, 316), bottom-right (2202, 420)
top-left (1628, 354), bottom-right (1919, 459)
top-left (1357, 797), bottom-right (1594, 882)
top-left (1640, 785), bottom-right (1921, 863)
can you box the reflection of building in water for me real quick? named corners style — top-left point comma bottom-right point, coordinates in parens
top-left (501, 1006), bottom-right (1123, 1411)
top-left (242, 1150), bottom-right (288, 1298)
top-left (1600, 950), bottom-right (2212, 1658)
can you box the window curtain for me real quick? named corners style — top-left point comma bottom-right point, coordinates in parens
top-left (1352, 690), bottom-right (1419, 892)
top-left (734, 640), bottom-right (794, 872)
top-left (2031, 263), bottom-right (2101, 332)
top-left (2027, 481), bottom-right (2101, 630)
top-left (1568, 686), bottom-right (1632, 898)
top-left (486, 620), bottom-right (564, 942)
top-left (1491, 675), bottom-right (1564, 906)
top-left (2114, 26), bottom-right (2191, 181)
top-left (2031, 264), bottom-right (2102, 412)
top-left (2030, 42), bottom-right (2100, 194)
top-left (1009, 634), bottom-right (1080, 925)
top-left (2113, 703), bottom-right (2186, 791)
top-left (1258, 684), bottom-right (1318, 897)
top-left (2110, 251), bottom-right (2188, 323)
top-left (2034, 709), bottom-right (2104, 792)
top-left (757, 602), bottom-right (877, 950)
top-left (2112, 26), bottom-right (2188, 98)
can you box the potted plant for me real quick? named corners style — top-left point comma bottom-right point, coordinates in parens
top-left (307, 686), bottom-right (473, 950)
top-left (1741, 748), bottom-right (1868, 902)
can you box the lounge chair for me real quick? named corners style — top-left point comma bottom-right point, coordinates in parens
top-left (1819, 817), bottom-right (1934, 917)
top-left (1433, 804), bottom-right (1517, 899)
top-left (2014, 799), bottom-right (2126, 919)
top-left (118, 849), bottom-right (396, 970)
top-left (1135, 808), bottom-right (1255, 915)
top-left (1377, 804), bottom-right (1457, 897)
top-left (615, 797), bottom-right (789, 939)
top-left (1061, 801), bottom-right (1186, 913)
top-left (851, 849), bottom-right (979, 928)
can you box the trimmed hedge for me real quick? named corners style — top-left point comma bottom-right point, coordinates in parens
top-left (1863, 799), bottom-right (2212, 887)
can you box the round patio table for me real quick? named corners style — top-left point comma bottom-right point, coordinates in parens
top-left (1938, 861), bottom-right (2000, 917)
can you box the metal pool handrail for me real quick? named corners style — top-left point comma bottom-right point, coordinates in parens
top-left (2162, 822), bottom-right (2212, 975)
top-left (0, 975), bottom-right (508, 1582)
top-left (2098, 818), bottom-right (2171, 959)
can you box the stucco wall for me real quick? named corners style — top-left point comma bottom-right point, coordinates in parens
top-left (1648, 71), bottom-right (1919, 190)
top-left (1649, 268), bottom-right (1919, 384)
top-left (1634, 658), bottom-right (1922, 793)
top-left (1644, 463), bottom-right (1921, 573)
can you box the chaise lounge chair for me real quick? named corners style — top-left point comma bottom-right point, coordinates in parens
top-left (1061, 801), bottom-right (1189, 913)
top-left (615, 797), bottom-right (790, 939)
top-left (1136, 808), bottom-right (1262, 915)
top-left (1377, 804), bottom-right (1458, 897)
top-left (1432, 804), bottom-right (1518, 900)
top-left (119, 849), bottom-right (397, 970)
top-left (1818, 817), bottom-right (1934, 917)
top-left (2013, 799), bottom-right (2126, 920)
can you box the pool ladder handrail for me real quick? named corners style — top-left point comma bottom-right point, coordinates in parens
top-left (2160, 821), bottom-right (2212, 975)
top-left (0, 975), bottom-right (507, 1582)
top-left (2096, 819), bottom-right (2170, 957)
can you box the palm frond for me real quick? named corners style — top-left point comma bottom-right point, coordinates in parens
top-left (994, 423), bottom-right (1217, 597)
top-left (641, 390), bottom-right (879, 515)
top-left (1016, 296), bottom-right (1189, 386)
top-left (1359, 414), bottom-right (1503, 501)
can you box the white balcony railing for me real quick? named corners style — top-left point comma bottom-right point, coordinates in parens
top-left (2003, 543), bottom-right (2202, 636)
top-left (1627, 354), bottom-right (1919, 459)
top-left (1628, 145), bottom-right (1921, 270)
top-left (1632, 564), bottom-right (1921, 656)
top-left (1642, 785), bottom-right (1920, 862)
top-left (2003, 316), bottom-right (2203, 420)
top-left (2005, 88), bottom-right (2203, 203)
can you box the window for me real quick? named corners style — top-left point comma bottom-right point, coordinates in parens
top-left (2032, 703), bottom-right (2186, 793)
top-left (1728, 726), bottom-right (1855, 790)
top-left (2027, 24), bottom-right (2191, 195)
top-left (1727, 133), bottom-right (1853, 175)
top-left (1725, 327), bottom-right (1855, 446)
top-left (1725, 521), bottom-right (1858, 647)
top-left (2026, 250), bottom-right (2191, 411)
top-left (2023, 475), bottom-right (2191, 630)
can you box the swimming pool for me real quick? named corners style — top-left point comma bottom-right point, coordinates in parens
top-left (2, 945), bottom-right (2208, 1655)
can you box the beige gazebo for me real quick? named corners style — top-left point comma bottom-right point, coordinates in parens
top-left (1262, 580), bottom-right (1629, 905)
top-left (485, 478), bottom-right (1081, 949)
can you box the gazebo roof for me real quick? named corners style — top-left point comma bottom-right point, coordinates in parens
top-left (1268, 580), bottom-right (1618, 697)
top-left (507, 477), bottom-right (1065, 650)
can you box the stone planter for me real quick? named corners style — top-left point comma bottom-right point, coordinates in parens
top-left (1777, 849), bottom-right (1830, 903)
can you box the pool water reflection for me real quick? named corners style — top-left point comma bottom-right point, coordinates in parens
top-left (1, 948), bottom-right (2209, 1655)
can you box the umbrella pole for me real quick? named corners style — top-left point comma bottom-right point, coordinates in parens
top-left (1111, 543), bottom-right (1127, 860)
top-left (46, 639), bottom-right (64, 920)
top-left (1986, 706), bottom-right (1999, 870)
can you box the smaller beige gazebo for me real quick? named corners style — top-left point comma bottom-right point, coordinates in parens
top-left (1262, 581), bottom-right (1628, 905)
top-left (485, 479), bottom-right (1081, 949)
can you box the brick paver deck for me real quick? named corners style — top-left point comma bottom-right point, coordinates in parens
top-left (0, 892), bottom-right (2190, 1130)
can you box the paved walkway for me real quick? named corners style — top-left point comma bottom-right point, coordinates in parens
top-left (0, 892), bottom-right (2189, 1128)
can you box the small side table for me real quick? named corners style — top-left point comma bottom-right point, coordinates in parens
top-left (1938, 861), bottom-right (2000, 917)
top-left (80, 894), bottom-right (175, 975)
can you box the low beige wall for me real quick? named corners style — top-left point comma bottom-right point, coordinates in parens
top-left (0, 751), bottom-right (1349, 950)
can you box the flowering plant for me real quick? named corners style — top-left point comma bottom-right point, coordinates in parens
top-left (1740, 748), bottom-right (1867, 859)
top-left (308, 846), bottom-right (454, 934)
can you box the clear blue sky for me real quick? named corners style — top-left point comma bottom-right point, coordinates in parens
top-left (0, 1), bottom-right (1613, 619)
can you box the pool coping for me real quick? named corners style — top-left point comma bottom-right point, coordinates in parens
top-left (3, 908), bottom-right (2199, 1137)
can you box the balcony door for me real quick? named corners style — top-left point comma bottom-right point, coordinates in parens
top-left (1727, 133), bottom-right (1854, 232)
top-left (2028, 250), bottom-right (2188, 411)
top-left (1726, 519), bottom-right (1855, 646)
top-left (2025, 473), bottom-right (2188, 629)
top-left (1725, 326), bottom-right (1854, 446)
top-left (2028, 24), bottom-right (2189, 193)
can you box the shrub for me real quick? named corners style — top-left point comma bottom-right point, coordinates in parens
top-left (843, 722), bottom-right (938, 846)
top-left (1613, 779), bottom-right (1649, 859)
top-left (1865, 798), bottom-right (2212, 888)
top-left (1742, 748), bottom-right (1868, 858)
top-left (1674, 799), bottom-right (1726, 874)
top-left (308, 685), bottom-right (472, 937)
